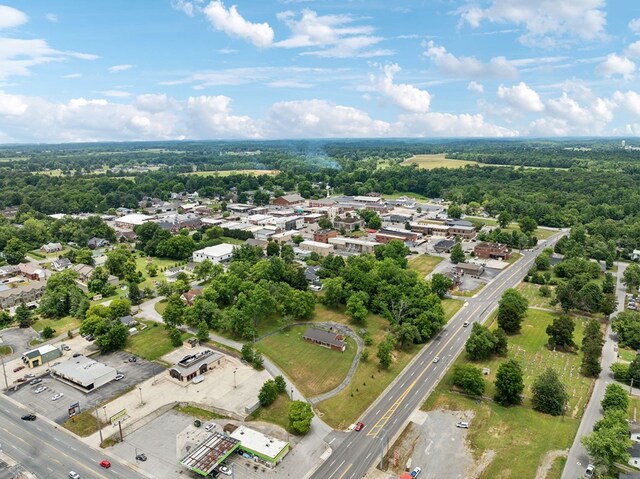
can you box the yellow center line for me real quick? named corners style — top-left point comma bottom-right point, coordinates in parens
top-left (338, 463), bottom-right (353, 479)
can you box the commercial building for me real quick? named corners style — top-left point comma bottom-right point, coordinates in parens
top-left (474, 242), bottom-right (511, 260)
top-left (228, 425), bottom-right (290, 468)
top-left (169, 349), bottom-right (223, 382)
top-left (22, 344), bottom-right (62, 368)
top-left (333, 217), bottom-right (365, 232)
top-left (299, 240), bottom-right (334, 257)
top-left (328, 237), bottom-right (380, 254)
top-left (454, 263), bottom-right (485, 277)
top-left (51, 355), bottom-right (117, 390)
top-left (303, 328), bottom-right (346, 352)
top-left (0, 281), bottom-right (46, 310)
top-left (314, 229), bottom-right (338, 244)
top-left (115, 214), bottom-right (153, 229)
top-left (375, 227), bottom-right (419, 244)
top-left (179, 432), bottom-right (240, 476)
top-left (192, 244), bottom-right (235, 264)
top-left (272, 194), bottom-right (305, 207)
top-left (410, 222), bottom-right (451, 237)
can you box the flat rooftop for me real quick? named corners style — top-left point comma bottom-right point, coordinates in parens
top-left (229, 425), bottom-right (288, 460)
top-left (180, 432), bottom-right (240, 476)
top-left (51, 356), bottom-right (116, 386)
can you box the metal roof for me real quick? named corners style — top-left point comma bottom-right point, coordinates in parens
top-left (179, 432), bottom-right (240, 475)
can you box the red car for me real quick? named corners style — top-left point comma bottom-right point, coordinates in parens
top-left (13, 365), bottom-right (25, 373)
top-left (99, 460), bottom-right (111, 469)
top-left (355, 422), bottom-right (365, 432)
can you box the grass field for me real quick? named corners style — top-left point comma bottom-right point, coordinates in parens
top-left (32, 316), bottom-right (80, 338)
top-left (517, 283), bottom-right (556, 309)
top-left (442, 298), bottom-right (464, 320)
top-left (63, 409), bottom-right (108, 437)
top-left (125, 322), bottom-right (192, 361)
top-left (179, 169), bottom-right (280, 177)
top-left (381, 192), bottom-right (431, 201)
top-left (408, 254), bottom-right (443, 277)
top-left (422, 308), bottom-right (594, 479)
top-left (256, 326), bottom-right (357, 397)
top-left (248, 394), bottom-right (292, 431)
top-left (134, 256), bottom-right (181, 291)
top-left (401, 153), bottom-right (480, 169)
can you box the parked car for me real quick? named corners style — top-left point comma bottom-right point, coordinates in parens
top-left (136, 453), bottom-right (147, 462)
top-left (411, 467), bottom-right (422, 478)
top-left (218, 465), bottom-right (231, 476)
top-left (585, 464), bottom-right (595, 477)
top-left (205, 423), bottom-right (216, 432)
top-left (21, 414), bottom-right (36, 421)
top-left (99, 460), bottom-right (111, 469)
top-left (456, 421), bottom-right (469, 429)
top-left (29, 378), bottom-right (42, 385)
top-left (61, 344), bottom-right (71, 351)
top-left (354, 422), bottom-right (365, 431)
top-left (13, 366), bottom-right (24, 373)
top-left (72, 353), bottom-right (82, 358)
top-left (51, 393), bottom-right (64, 401)
top-left (16, 378), bottom-right (27, 383)
top-left (68, 471), bottom-right (80, 479)
top-left (85, 335), bottom-right (94, 342)
top-left (34, 386), bottom-right (47, 394)
top-left (114, 373), bottom-right (125, 381)
top-left (24, 373), bottom-right (35, 379)
top-left (128, 356), bottom-right (137, 363)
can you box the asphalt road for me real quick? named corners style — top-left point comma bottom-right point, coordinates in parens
top-left (0, 395), bottom-right (149, 479)
top-left (311, 232), bottom-right (566, 479)
top-left (561, 261), bottom-right (629, 479)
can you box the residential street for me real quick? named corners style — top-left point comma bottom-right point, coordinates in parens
top-left (561, 262), bottom-right (629, 479)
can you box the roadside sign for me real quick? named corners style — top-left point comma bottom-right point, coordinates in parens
top-left (68, 402), bottom-right (80, 417)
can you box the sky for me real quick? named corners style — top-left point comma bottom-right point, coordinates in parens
top-left (0, 0), bottom-right (640, 143)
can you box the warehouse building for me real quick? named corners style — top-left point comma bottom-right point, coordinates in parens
top-left (192, 243), bottom-right (235, 264)
top-left (22, 344), bottom-right (62, 368)
top-left (51, 356), bottom-right (117, 391)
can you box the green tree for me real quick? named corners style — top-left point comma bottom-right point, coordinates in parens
top-left (274, 375), bottom-right (287, 395)
top-left (624, 263), bottom-right (640, 291)
top-left (497, 288), bottom-right (529, 334)
top-left (452, 364), bottom-right (485, 396)
top-left (497, 211), bottom-right (512, 228)
top-left (258, 379), bottom-right (278, 406)
top-left (493, 328), bottom-right (509, 356)
top-left (283, 289), bottom-right (316, 321)
top-left (431, 273), bottom-right (453, 298)
top-left (163, 294), bottom-right (185, 328)
top-left (168, 327), bottom-right (183, 347)
top-left (582, 409), bottom-right (631, 470)
top-left (266, 241), bottom-right (280, 257)
top-left (194, 259), bottom-right (215, 281)
top-left (41, 326), bottom-right (55, 339)
top-left (628, 354), bottom-right (640, 385)
top-left (531, 368), bottom-right (567, 416)
top-left (465, 323), bottom-right (498, 361)
top-left (448, 204), bottom-right (463, 219)
top-left (105, 245), bottom-right (133, 279)
top-left (601, 383), bottom-right (629, 413)
top-left (156, 235), bottom-right (197, 260)
top-left (108, 298), bottom-right (131, 320)
top-left (4, 237), bottom-right (28, 264)
top-left (392, 322), bottom-right (421, 349)
top-left (15, 304), bottom-right (33, 328)
top-left (0, 310), bottom-right (13, 328)
top-left (128, 282), bottom-right (141, 305)
top-left (321, 277), bottom-right (344, 308)
top-left (96, 322), bottom-right (129, 353)
top-left (74, 248), bottom-right (94, 266)
top-left (602, 272), bottom-right (616, 294)
top-left (535, 254), bottom-right (551, 271)
top-left (346, 291), bottom-right (369, 324)
top-left (288, 400), bottom-right (314, 435)
top-left (318, 217), bottom-right (333, 229)
top-left (546, 315), bottom-right (576, 350)
top-left (450, 243), bottom-right (465, 264)
top-left (519, 216), bottom-right (538, 235)
top-left (377, 337), bottom-right (393, 369)
top-left (196, 321), bottom-right (209, 343)
top-left (494, 359), bottom-right (524, 406)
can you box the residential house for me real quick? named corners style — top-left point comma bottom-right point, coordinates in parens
top-left (244, 238), bottom-right (268, 250)
top-left (18, 263), bottom-right (48, 281)
top-left (304, 266), bottom-right (323, 291)
top-left (629, 443), bottom-right (640, 469)
top-left (115, 230), bottom-right (137, 243)
top-left (272, 194), bottom-right (305, 207)
top-left (0, 265), bottom-right (19, 279)
top-left (87, 237), bottom-right (110, 249)
top-left (71, 263), bottom-right (118, 291)
top-left (454, 262), bottom-right (485, 277)
top-left (474, 242), bottom-right (511, 260)
top-left (51, 258), bottom-right (72, 272)
top-left (303, 327), bottom-right (346, 352)
top-left (119, 315), bottom-right (138, 327)
top-left (0, 281), bottom-right (46, 310)
top-left (314, 229), bottom-right (338, 244)
top-left (333, 216), bottom-right (365, 232)
top-left (181, 288), bottom-right (203, 306)
top-left (41, 242), bottom-right (62, 254)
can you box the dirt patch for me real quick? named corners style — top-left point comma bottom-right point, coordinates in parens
top-left (534, 449), bottom-right (567, 479)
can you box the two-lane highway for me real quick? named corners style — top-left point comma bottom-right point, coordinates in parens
top-left (311, 232), bottom-right (566, 479)
top-left (0, 396), bottom-right (149, 479)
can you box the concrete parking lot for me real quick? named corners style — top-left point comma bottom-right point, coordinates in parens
top-left (5, 350), bottom-right (164, 424)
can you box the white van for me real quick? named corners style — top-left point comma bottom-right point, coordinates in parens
top-left (192, 375), bottom-right (205, 384)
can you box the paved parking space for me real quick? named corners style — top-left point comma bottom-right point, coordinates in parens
top-left (5, 350), bottom-right (164, 424)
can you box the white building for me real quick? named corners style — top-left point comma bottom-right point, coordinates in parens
top-left (192, 243), bottom-right (235, 264)
top-left (115, 213), bottom-right (153, 229)
top-left (299, 240), bottom-right (334, 256)
top-left (51, 355), bottom-right (117, 391)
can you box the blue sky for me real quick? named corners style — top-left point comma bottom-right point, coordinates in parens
top-left (0, 0), bottom-right (639, 142)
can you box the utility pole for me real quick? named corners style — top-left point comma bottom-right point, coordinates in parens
top-left (0, 355), bottom-right (8, 389)
top-left (630, 377), bottom-right (635, 395)
top-left (379, 429), bottom-right (388, 470)
top-left (96, 412), bottom-right (103, 444)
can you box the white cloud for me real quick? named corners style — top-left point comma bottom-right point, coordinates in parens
top-left (597, 54), bottom-right (636, 80)
top-left (630, 18), bottom-right (640, 34)
top-left (546, 93), bottom-right (593, 125)
top-left (497, 82), bottom-right (545, 112)
top-left (397, 112), bottom-right (519, 137)
top-left (202, 1), bottom-right (274, 48)
top-left (217, 48), bottom-right (237, 54)
top-left (62, 73), bottom-right (82, 79)
top-left (528, 118), bottom-right (571, 136)
top-left (459, 0), bottom-right (607, 46)
top-left (627, 41), bottom-right (640, 59)
top-left (266, 80), bottom-right (313, 88)
top-left (98, 90), bottom-right (132, 98)
top-left (0, 38), bottom-right (97, 80)
top-left (45, 13), bottom-right (58, 23)
top-left (187, 95), bottom-right (261, 138)
top-left (0, 91), bottom-right (27, 116)
top-left (467, 81), bottom-right (484, 93)
top-left (0, 5), bottom-right (28, 29)
top-left (171, 0), bottom-right (195, 16)
top-left (108, 64), bottom-right (133, 73)
top-left (370, 63), bottom-right (431, 113)
top-left (612, 91), bottom-right (640, 116)
top-left (275, 9), bottom-right (392, 58)
top-left (424, 41), bottom-right (517, 78)
top-left (266, 99), bottom-right (391, 138)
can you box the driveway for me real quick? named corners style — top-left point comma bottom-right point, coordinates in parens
top-left (0, 327), bottom-right (38, 360)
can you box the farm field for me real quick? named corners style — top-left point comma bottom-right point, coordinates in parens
top-left (422, 308), bottom-right (594, 479)
top-left (179, 169), bottom-right (280, 177)
top-left (401, 153), bottom-right (479, 169)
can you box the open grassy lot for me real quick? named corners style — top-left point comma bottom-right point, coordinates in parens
top-left (32, 315), bottom-right (80, 337)
top-left (134, 255), bottom-right (181, 290)
top-left (517, 283), bottom-right (556, 310)
top-left (248, 394), bottom-right (292, 431)
top-left (619, 348), bottom-right (636, 362)
top-left (401, 153), bottom-right (480, 169)
top-left (125, 322), bottom-right (192, 361)
top-left (408, 254), bottom-right (443, 277)
top-left (422, 308), bottom-right (594, 479)
top-left (442, 298), bottom-right (464, 320)
top-left (256, 326), bottom-right (357, 397)
top-left (179, 169), bottom-right (279, 177)
top-left (63, 409), bottom-right (108, 437)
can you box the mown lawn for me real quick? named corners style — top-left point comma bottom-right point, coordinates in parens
top-left (422, 308), bottom-right (593, 479)
top-left (517, 283), bottom-right (556, 309)
top-left (134, 256), bottom-right (180, 290)
top-left (179, 169), bottom-right (279, 177)
top-left (125, 322), bottom-right (192, 361)
top-left (401, 153), bottom-right (480, 169)
top-left (408, 254), bottom-right (443, 277)
top-left (256, 326), bottom-right (356, 397)
top-left (32, 315), bottom-right (81, 337)
top-left (63, 409), bottom-right (108, 437)
top-left (248, 394), bottom-right (292, 431)
top-left (442, 298), bottom-right (464, 321)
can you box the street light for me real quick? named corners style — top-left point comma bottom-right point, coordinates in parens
top-left (378, 429), bottom-right (390, 470)
top-left (103, 406), bottom-right (108, 424)
top-left (233, 368), bottom-right (237, 389)
top-left (138, 387), bottom-right (143, 405)
top-left (290, 387), bottom-right (294, 400)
